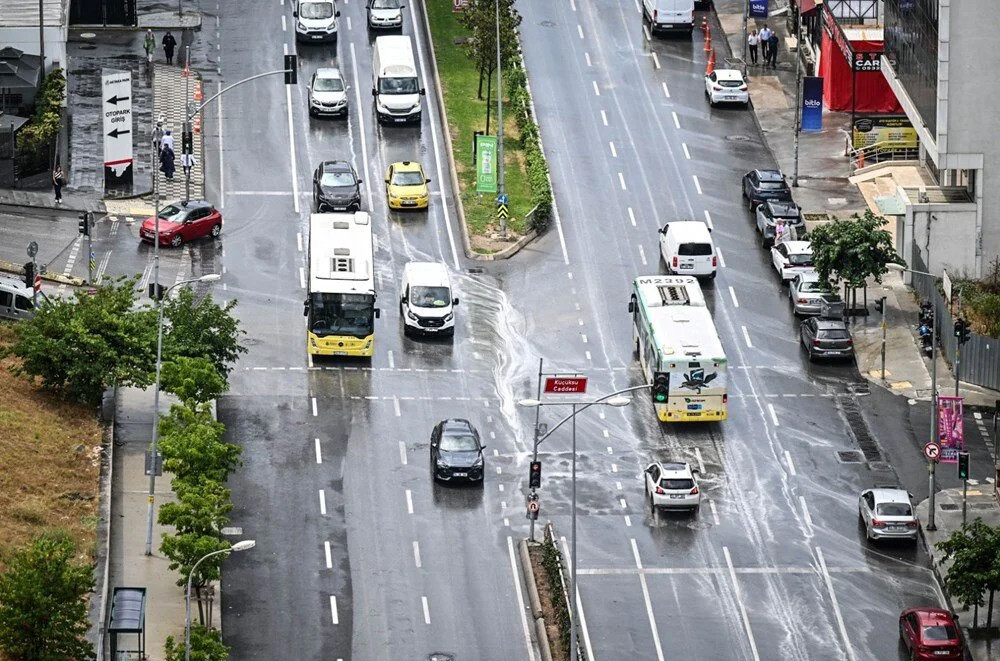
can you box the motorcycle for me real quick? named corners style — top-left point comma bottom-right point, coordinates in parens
top-left (918, 301), bottom-right (934, 328)
top-left (918, 323), bottom-right (934, 356)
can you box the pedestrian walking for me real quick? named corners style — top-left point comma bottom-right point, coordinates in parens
top-left (51, 165), bottom-right (65, 204)
top-left (151, 118), bottom-right (164, 155)
top-left (162, 31), bottom-right (177, 65)
top-left (180, 152), bottom-right (197, 178)
top-left (768, 31), bottom-right (780, 67)
top-left (143, 29), bottom-right (155, 63)
top-left (759, 24), bottom-right (772, 61)
top-left (161, 129), bottom-right (174, 155)
top-left (747, 29), bottom-right (759, 65)
top-left (160, 145), bottom-right (176, 180)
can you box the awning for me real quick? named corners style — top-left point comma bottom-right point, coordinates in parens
top-left (799, 0), bottom-right (818, 14)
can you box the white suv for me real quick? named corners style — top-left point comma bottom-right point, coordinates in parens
top-left (644, 461), bottom-right (701, 512)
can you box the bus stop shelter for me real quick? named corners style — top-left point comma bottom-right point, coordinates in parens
top-left (107, 587), bottom-right (146, 661)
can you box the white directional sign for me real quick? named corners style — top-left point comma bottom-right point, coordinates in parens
top-left (102, 69), bottom-right (133, 189)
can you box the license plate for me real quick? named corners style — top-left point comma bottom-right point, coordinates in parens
top-left (933, 651), bottom-right (950, 656)
top-left (680, 264), bottom-right (693, 269)
top-left (333, 351), bottom-right (348, 356)
top-left (394, 117), bottom-right (408, 123)
top-left (889, 526), bottom-right (908, 532)
top-left (310, 35), bottom-right (324, 39)
top-left (453, 472), bottom-right (467, 477)
top-left (726, 95), bottom-right (738, 100)
top-left (825, 351), bottom-right (841, 355)
top-left (669, 494), bottom-right (685, 499)
top-left (402, 201), bottom-right (416, 206)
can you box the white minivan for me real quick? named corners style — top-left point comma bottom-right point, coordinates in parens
top-left (294, 0), bottom-right (341, 43)
top-left (0, 275), bottom-right (36, 321)
top-left (372, 35), bottom-right (425, 124)
top-left (641, 0), bottom-right (695, 34)
top-left (400, 262), bottom-right (458, 336)
top-left (658, 221), bottom-right (717, 279)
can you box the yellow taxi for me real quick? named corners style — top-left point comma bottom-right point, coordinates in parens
top-left (385, 161), bottom-right (430, 210)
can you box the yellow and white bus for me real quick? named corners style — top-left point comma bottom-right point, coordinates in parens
top-left (629, 275), bottom-right (728, 422)
top-left (305, 212), bottom-right (381, 358)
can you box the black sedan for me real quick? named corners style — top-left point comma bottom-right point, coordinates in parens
top-left (313, 160), bottom-right (363, 212)
top-left (742, 168), bottom-right (792, 211)
top-left (430, 418), bottom-right (485, 483)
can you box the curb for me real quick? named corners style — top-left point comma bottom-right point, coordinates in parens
top-left (90, 387), bottom-right (117, 661)
top-left (0, 259), bottom-right (87, 287)
top-left (470, 230), bottom-right (538, 262)
top-left (517, 538), bottom-right (552, 661)
top-left (0, 200), bottom-right (104, 215)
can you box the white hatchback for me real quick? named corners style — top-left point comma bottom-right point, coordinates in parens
top-left (644, 461), bottom-right (701, 512)
top-left (770, 240), bottom-right (814, 282)
top-left (705, 69), bottom-right (749, 106)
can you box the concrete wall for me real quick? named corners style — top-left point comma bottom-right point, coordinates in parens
top-left (0, 26), bottom-right (68, 72)
top-left (903, 205), bottom-right (979, 277)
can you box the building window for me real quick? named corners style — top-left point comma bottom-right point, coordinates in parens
top-left (883, 0), bottom-right (939, 136)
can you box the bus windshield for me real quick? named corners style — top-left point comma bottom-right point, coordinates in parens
top-left (309, 292), bottom-right (376, 338)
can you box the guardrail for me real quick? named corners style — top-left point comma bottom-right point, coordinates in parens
top-left (845, 139), bottom-right (919, 174)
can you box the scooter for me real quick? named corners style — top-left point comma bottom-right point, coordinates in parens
top-left (918, 323), bottom-right (934, 356)
top-left (918, 301), bottom-right (934, 328)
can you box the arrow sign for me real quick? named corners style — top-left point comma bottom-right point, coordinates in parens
top-left (107, 128), bottom-right (131, 138)
top-left (102, 69), bottom-right (134, 189)
top-left (923, 442), bottom-right (940, 461)
top-left (106, 94), bottom-right (130, 105)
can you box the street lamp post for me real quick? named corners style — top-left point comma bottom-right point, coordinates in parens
top-left (144, 272), bottom-right (222, 556)
top-left (185, 540), bottom-right (255, 661)
top-left (519, 387), bottom-right (641, 661)
top-left (888, 262), bottom-right (939, 530)
top-left (495, 0), bottom-right (506, 239)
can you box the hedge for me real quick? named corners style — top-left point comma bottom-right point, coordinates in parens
top-left (505, 52), bottom-right (553, 233)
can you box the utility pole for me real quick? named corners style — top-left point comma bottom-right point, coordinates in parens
top-left (791, 1), bottom-right (802, 187)
top-left (928, 301), bottom-right (938, 531)
top-left (954, 288), bottom-right (963, 397)
top-left (87, 212), bottom-right (94, 284)
top-left (38, 0), bottom-right (45, 71)
top-left (529, 358), bottom-right (542, 543)
top-left (742, 0), bottom-right (748, 63)
top-left (879, 295), bottom-right (887, 382)
top-left (495, 0), bottom-right (506, 240)
top-left (144, 160), bottom-right (162, 556)
top-left (183, 45), bottom-right (192, 202)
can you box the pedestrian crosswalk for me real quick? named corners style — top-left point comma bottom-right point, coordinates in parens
top-left (152, 63), bottom-right (205, 202)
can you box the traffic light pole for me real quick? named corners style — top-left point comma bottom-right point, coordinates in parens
top-left (928, 302), bottom-right (938, 531)
top-left (955, 288), bottom-right (963, 397)
top-left (879, 296), bottom-right (887, 382)
top-left (529, 358), bottom-right (543, 543)
top-left (87, 213), bottom-right (94, 284)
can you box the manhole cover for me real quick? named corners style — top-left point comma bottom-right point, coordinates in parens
top-left (726, 135), bottom-right (751, 142)
top-left (846, 382), bottom-right (870, 396)
top-left (540, 20), bottom-right (556, 27)
top-left (939, 503), bottom-right (959, 511)
top-left (467, 267), bottom-right (485, 274)
top-left (868, 461), bottom-right (892, 471)
top-left (971, 502), bottom-right (995, 510)
top-left (838, 451), bottom-right (863, 463)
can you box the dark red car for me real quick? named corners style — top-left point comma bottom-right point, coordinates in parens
top-left (140, 200), bottom-right (222, 247)
top-left (899, 608), bottom-right (963, 660)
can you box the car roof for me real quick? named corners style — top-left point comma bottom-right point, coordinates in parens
top-left (655, 461), bottom-right (693, 476)
top-left (782, 240), bottom-right (812, 253)
top-left (315, 67), bottom-right (343, 78)
top-left (391, 160), bottom-right (423, 172)
top-left (908, 608), bottom-right (956, 624)
top-left (441, 418), bottom-right (475, 432)
top-left (765, 200), bottom-right (801, 214)
top-left (173, 199), bottom-right (210, 209)
top-left (795, 272), bottom-right (820, 283)
top-left (715, 69), bottom-right (744, 81)
top-left (404, 261), bottom-right (449, 279)
top-left (755, 169), bottom-right (785, 181)
top-left (0, 274), bottom-right (32, 295)
top-left (816, 319), bottom-right (848, 330)
top-left (869, 487), bottom-right (911, 503)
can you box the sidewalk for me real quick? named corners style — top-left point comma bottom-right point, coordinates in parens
top-left (151, 62), bottom-right (206, 202)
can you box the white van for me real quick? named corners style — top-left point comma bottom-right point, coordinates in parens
top-left (400, 262), bottom-right (458, 336)
top-left (641, 0), bottom-right (694, 34)
top-left (372, 35), bottom-right (425, 124)
top-left (658, 221), bottom-right (717, 279)
top-left (0, 275), bottom-right (36, 321)
top-left (294, 0), bottom-right (341, 43)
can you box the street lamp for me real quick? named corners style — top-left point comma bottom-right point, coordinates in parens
top-left (518, 390), bottom-right (635, 661)
top-left (144, 272), bottom-right (223, 556)
top-left (185, 540), bottom-right (255, 661)
top-left (887, 262), bottom-right (939, 530)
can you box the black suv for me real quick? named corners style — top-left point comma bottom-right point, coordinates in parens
top-left (742, 169), bottom-right (792, 211)
top-left (313, 160), bottom-right (363, 212)
top-left (429, 419), bottom-right (485, 483)
top-left (755, 200), bottom-right (805, 247)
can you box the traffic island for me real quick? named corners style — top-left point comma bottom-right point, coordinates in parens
top-left (519, 524), bottom-right (572, 661)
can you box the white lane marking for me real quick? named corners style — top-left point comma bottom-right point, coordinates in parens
top-left (387, 350), bottom-right (394, 369)
top-left (349, 45), bottom-right (376, 213)
top-left (581, 333), bottom-right (588, 343)
top-left (628, 207), bottom-right (637, 226)
top-left (319, 490), bottom-right (327, 515)
top-left (729, 286), bottom-right (739, 308)
top-left (643, 24), bottom-right (651, 41)
top-left (507, 537), bottom-right (538, 661)
top-left (312, 397), bottom-right (318, 416)
top-left (616, 481), bottom-right (623, 490)
top-left (651, 52), bottom-right (660, 69)
top-left (315, 438), bottom-right (322, 464)
top-left (768, 403), bottom-right (780, 427)
top-left (399, 441), bottom-right (408, 465)
top-left (609, 141), bottom-right (617, 158)
top-left (741, 325), bottom-right (753, 348)
top-left (585, 350), bottom-right (592, 361)
top-left (800, 496), bottom-right (814, 530)
top-left (716, 247), bottom-right (726, 267)
top-left (577, 24), bottom-right (584, 39)
top-left (620, 497), bottom-right (628, 509)
top-left (413, 541), bottom-right (422, 568)
top-left (601, 110), bottom-right (608, 126)
top-left (346, 15), bottom-right (352, 30)
top-left (330, 596), bottom-right (339, 624)
top-left (817, 547), bottom-right (858, 661)
top-left (631, 539), bottom-right (665, 661)
top-left (324, 541), bottom-right (332, 568)
top-left (704, 209), bottom-right (713, 227)
top-left (785, 450), bottom-right (796, 475)
top-left (724, 546), bottom-right (761, 661)
top-left (618, 172), bottom-right (627, 190)
top-left (709, 500), bottom-right (720, 525)
top-left (694, 447), bottom-right (705, 474)
top-left (299, 267), bottom-right (306, 289)
top-left (570, 0), bottom-right (576, 9)
top-left (297, 232), bottom-right (303, 252)
top-left (559, 537), bottom-right (596, 661)
top-left (693, 175), bottom-right (703, 195)
top-left (218, 81), bottom-right (225, 208)
top-left (662, 81), bottom-right (670, 98)
top-left (282, 42), bottom-right (300, 213)
top-left (624, 515), bottom-right (632, 527)
top-left (682, 143), bottom-right (691, 159)
top-left (281, 14), bottom-right (286, 30)
top-left (405, 488), bottom-right (414, 514)
top-left (611, 463), bottom-right (618, 472)
top-left (422, 596), bottom-right (431, 624)
top-left (585, 52), bottom-right (591, 67)
top-left (593, 80), bottom-right (601, 96)
top-left (636, 243), bottom-right (646, 265)
top-left (671, 111), bottom-right (680, 129)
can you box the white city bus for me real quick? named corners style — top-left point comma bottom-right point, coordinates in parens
top-left (305, 212), bottom-right (381, 358)
top-left (628, 275), bottom-right (728, 422)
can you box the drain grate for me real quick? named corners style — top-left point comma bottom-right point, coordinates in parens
top-left (939, 503), bottom-right (959, 511)
top-left (838, 451), bottom-right (863, 463)
top-left (971, 502), bottom-right (995, 511)
top-left (429, 654), bottom-right (455, 661)
top-left (726, 135), bottom-right (751, 142)
top-left (839, 396), bottom-right (883, 463)
top-left (868, 461), bottom-right (892, 472)
top-left (467, 267), bottom-right (485, 274)
top-left (846, 382), bottom-right (871, 396)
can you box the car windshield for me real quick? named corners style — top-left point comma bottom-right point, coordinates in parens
top-left (299, 1), bottom-right (334, 18)
top-left (321, 171), bottom-right (355, 187)
top-left (798, 281), bottom-right (822, 293)
top-left (440, 433), bottom-right (478, 452)
top-left (660, 478), bottom-right (694, 490)
top-left (678, 243), bottom-right (713, 256)
top-left (923, 625), bottom-right (958, 641)
top-left (392, 171), bottom-right (424, 186)
top-left (372, 0), bottom-right (399, 8)
top-left (411, 286), bottom-right (450, 308)
top-left (314, 77), bottom-right (344, 92)
top-left (788, 253), bottom-right (813, 266)
top-left (158, 204), bottom-right (186, 220)
top-left (309, 292), bottom-right (375, 338)
top-left (774, 211), bottom-right (801, 220)
top-left (379, 76), bottom-right (419, 94)
top-left (877, 502), bottom-right (912, 516)
top-left (759, 181), bottom-right (787, 190)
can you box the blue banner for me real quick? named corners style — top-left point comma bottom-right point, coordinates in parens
top-left (749, 0), bottom-right (768, 19)
top-left (801, 76), bottom-right (823, 132)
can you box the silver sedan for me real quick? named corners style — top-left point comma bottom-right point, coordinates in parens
top-left (789, 274), bottom-right (839, 315)
top-left (858, 487), bottom-right (918, 541)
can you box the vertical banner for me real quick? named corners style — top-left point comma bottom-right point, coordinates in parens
top-left (937, 396), bottom-right (965, 463)
top-left (102, 69), bottom-right (133, 193)
top-left (475, 134), bottom-right (498, 194)
top-left (748, 0), bottom-right (769, 19)
top-left (801, 76), bottom-right (824, 131)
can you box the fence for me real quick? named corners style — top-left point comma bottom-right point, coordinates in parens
top-left (910, 250), bottom-right (1000, 391)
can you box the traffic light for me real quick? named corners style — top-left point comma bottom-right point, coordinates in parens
top-left (957, 451), bottom-right (970, 480)
top-left (148, 282), bottom-right (166, 301)
top-left (23, 261), bottom-right (34, 289)
top-left (182, 124), bottom-right (193, 155)
top-left (78, 211), bottom-right (90, 236)
top-left (955, 318), bottom-right (972, 344)
top-left (284, 54), bottom-right (297, 85)
top-left (529, 461), bottom-right (542, 489)
top-left (651, 372), bottom-right (670, 404)
top-left (874, 297), bottom-right (885, 314)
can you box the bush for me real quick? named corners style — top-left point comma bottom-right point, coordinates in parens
top-left (17, 68), bottom-right (65, 155)
top-left (504, 55), bottom-right (553, 233)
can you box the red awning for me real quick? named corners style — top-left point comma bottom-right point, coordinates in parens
top-left (799, 0), bottom-right (818, 14)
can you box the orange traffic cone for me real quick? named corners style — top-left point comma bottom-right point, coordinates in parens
top-left (193, 83), bottom-right (203, 101)
top-left (706, 51), bottom-right (715, 75)
top-left (704, 29), bottom-right (712, 52)
top-left (700, 16), bottom-right (708, 32)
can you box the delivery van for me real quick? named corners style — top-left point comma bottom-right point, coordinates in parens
top-left (372, 35), bottom-right (425, 124)
top-left (400, 262), bottom-right (458, 336)
top-left (658, 221), bottom-right (717, 279)
top-left (641, 0), bottom-right (694, 34)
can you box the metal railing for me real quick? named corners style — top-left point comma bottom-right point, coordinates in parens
top-left (845, 139), bottom-right (920, 174)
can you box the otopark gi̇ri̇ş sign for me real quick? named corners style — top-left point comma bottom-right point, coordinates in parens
top-left (102, 69), bottom-right (133, 193)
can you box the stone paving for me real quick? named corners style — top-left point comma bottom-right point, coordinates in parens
top-left (152, 63), bottom-right (206, 202)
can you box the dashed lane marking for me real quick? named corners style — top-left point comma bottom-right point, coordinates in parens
top-left (724, 546), bottom-right (762, 661)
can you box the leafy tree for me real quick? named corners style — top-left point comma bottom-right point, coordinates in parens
top-left (157, 403), bottom-right (242, 486)
top-left (164, 625), bottom-right (228, 661)
top-left (158, 479), bottom-right (232, 537)
top-left (0, 533), bottom-right (95, 661)
top-left (160, 532), bottom-right (231, 626)
top-left (4, 276), bottom-right (156, 406)
top-left (457, 0), bottom-right (522, 100)
top-left (161, 356), bottom-right (227, 405)
top-left (162, 288), bottom-right (247, 382)
top-left (936, 518), bottom-right (1000, 627)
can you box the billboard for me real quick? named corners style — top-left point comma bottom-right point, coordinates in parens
top-left (749, 0), bottom-right (768, 18)
top-left (801, 76), bottom-right (823, 132)
top-left (937, 396), bottom-right (965, 463)
top-left (102, 69), bottom-right (133, 192)
top-left (475, 134), bottom-right (498, 194)
top-left (852, 116), bottom-right (919, 151)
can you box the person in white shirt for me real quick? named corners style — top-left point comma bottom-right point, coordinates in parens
top-left (748, 29), bottom-right (760, 65)
top-left (160, 129), bottom-right (174, 155)
top-left (180, 152), bottom-right (197, 179)
top-left (759, 25), bottom-right (773, 61)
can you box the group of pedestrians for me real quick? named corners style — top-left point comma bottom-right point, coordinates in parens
top-left (152, 118), bottom-right (197, 182)
top-left (747, 24), bottom-right (779, 68)
top-left (143, 29), bottom-right (178, 65)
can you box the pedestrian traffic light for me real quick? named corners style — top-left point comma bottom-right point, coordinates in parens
top-left (529, 461), bottom-right (542, 489)
top-left (652, 372), bottom-right (670, 404)
top-left (22, 261), bottom-right (34, 289)
top-left (874, 297), bottom-right (885, 314)
top-left (182, 126), bottom-right (193, 155)
top-left (955, 318), bottom-right (972, 344)
top-left (284, 54), bottom-right (297, 85)
top-left (957, 451), bottom-right (970, 480)
top-left (78, 211), bottom-right (90, 236)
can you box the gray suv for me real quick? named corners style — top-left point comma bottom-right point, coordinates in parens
top-left (800, 317), bottom-right (854, 361)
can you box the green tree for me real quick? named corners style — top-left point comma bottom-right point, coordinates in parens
top-left (0, 534), bottom-right (95, 661)
top-left (936, 518), bottom-right (1000, 627)
top-left (161, 356), bottom-right (227, 405)
top-left (5, 276), bottom-right (156, 406)
top-left (158, 480), bottom-right (232, 537)
top-left (157, 403), bottom-right (242, 486)
top-left (457, 0), bottom-right (522, 100)
top-left (162, 288), bottom-right (247, 382)
top-left (164, 625), bottom-right (228, 661)
top-left (160, 533), bottom-right (231, 626)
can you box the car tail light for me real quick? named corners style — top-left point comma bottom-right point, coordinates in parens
top-left (689, 486), bottom-right (699, 495)
top-left (653, 9), bottom-right (657, 21)
top-left (872, 518), bottom-right (886, 528)
top-left (847, 338), bottom-right (854, 346)
top-left (907, 520), bottom-right (919, 527)
top-left (739, 84), bottom-right (748, 91)
top-left (796, 298), bottom-right (808, 304)
top-left (723, 393), bottom-right (728, 403)
top-left (655, 486), bottom-right (665, 495)
top-left (812, 339), bottom-right (821, 346)
top-left (712, 84), bottom-right (723, 91)
top-left (672, 256), bottom-right (678, 268)
top-left (712, 255), bottom-right (717, 267)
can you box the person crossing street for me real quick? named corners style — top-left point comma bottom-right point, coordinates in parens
top-left (143, 29), bottom-right (155, 63)
top-left (162, 31), bottom-right (177, 65)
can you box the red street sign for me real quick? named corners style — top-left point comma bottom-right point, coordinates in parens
top-left (32, 275), bottom-right (41, 293)
top-left (544, 377), bottom-right (588, 394)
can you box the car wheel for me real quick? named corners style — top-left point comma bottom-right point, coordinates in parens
top-left (210, 224), bottom-right (221, 238)
top-left (649, 491), bottom-right (656, 510)
top-left (170, 234), bottom-right (182, 248)
top-left (748, 197), bottom-right (755, 212)
top-left (708, 271), bottom-right (717, 280)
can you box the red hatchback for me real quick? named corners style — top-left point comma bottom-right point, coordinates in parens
top-left (140, 200), bottom-right (222, 247)
top-left (899, 608), bottom-right (964, 660)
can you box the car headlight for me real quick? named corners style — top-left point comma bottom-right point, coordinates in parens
top-left (406, 310), bottom-right (418, 321)
top-left (443, 313), bottom-right (453, 322)
top-left (472, 456), bottom-right (483, 467)
top-left (436, 458), bottom-right (449, 468)
top-left (297, 21), bottom-right (306, 30)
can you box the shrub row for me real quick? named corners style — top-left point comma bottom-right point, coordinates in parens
top-left (505, 53), bottom-right (552, 233)
top-left (18, 68), bottom-right (65, 153)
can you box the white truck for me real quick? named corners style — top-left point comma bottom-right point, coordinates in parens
top-left (294, 0), bottom-right (341, 43)
top-left (372, 35), bottom-right (425, 125)
top-left (641, 0), bottom-right (694, 34)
